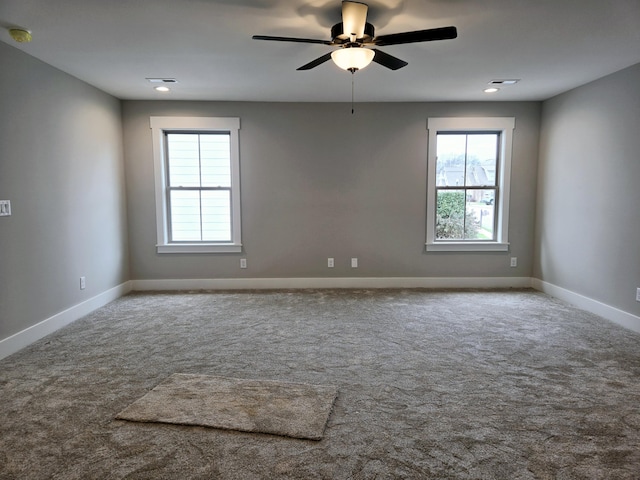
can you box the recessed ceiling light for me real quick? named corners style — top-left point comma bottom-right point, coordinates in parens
top-left (154, 86), bottom-right (170, 92)
top-left (484, 87), bottom-right (499, 93)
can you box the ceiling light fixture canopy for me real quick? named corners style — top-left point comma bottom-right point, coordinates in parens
top-left (331, 47), bottom-right (375, 72)
top-left (9, 28), bottom-right (32, 43)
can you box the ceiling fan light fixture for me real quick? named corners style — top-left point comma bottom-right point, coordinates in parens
top-left (331, 47), bottom-right (375, 72)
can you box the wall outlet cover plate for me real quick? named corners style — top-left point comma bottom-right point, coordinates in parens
top-left (0, 200), bottom-right (11, 216)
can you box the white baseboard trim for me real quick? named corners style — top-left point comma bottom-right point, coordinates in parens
top-left (531, 278), bottom-right (640, 334)
top-left (132, 276), bottom-right (533, 291)
top-left (0, 281), bottom-right (132, 361)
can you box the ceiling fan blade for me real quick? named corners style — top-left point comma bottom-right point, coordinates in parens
top-left (342, 1), bottom-right (368, 38)
top-left (371, 49), bottom-right (408, 70)
top-left (252, 35), bottom-right (332, 45)
top-left (297, 52), bottom-right (334, 71)
top-left (373, 26), bottom-right (457, 46)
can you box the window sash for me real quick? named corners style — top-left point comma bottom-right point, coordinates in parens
top-left (167, 187), bottom-right (232, 243)
top-left (165, 132), bottom-right (233, 244)
top-left (434, 131), bottom-right (501, 242)
top-left (434, 187), bottom-right (498, 241)
top-left (166, 132), bottom-right (231, 189)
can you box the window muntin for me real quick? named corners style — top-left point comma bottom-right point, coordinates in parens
top-left (426, 117), bottom-right (514, 252)
top-left (150, 117), bottom-right (241, 254)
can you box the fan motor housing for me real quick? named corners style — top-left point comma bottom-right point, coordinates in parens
top-left (331, 22), bottom-right (375, 44)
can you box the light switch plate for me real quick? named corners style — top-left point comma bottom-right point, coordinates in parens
top-left (0, 200), bottom-right (11, 216)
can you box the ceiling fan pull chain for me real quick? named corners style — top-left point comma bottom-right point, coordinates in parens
top-left (351, 72), bottom-right (355, 114)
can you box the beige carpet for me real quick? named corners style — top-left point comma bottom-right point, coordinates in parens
top-left (116, 373), bottom-right (337, 440)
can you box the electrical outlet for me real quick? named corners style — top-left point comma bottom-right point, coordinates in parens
top-left (351, 258), bottom-right (358, 268)
top-left (240, 258), bottom-right (247, 269)
top-left (636, 288), bottom-right (640, 302)
top-left (510, 257), bottom-right (518, 267)
top-left (0, 200), bottom-right (11, 216)
top-left (328, 258), bottom-right (334, 268)
top-left (80, 276), bottom-right (86, 290)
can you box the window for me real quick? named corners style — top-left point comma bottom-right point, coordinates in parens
top-left (426, 117), bottom-right (514, 251)
top-left (150, 117), bottom-right (242, 253)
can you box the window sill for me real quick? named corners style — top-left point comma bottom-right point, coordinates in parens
top-left (157, 243), bottom-right (242, 254)
top-left (426, 242), bottom-right (509, 252)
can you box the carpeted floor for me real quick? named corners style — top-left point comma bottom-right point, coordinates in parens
top-left (1, 288), bottom-right (640, 479)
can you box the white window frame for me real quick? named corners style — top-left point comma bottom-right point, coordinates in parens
top-left (150, 116), bottom-right (242, 254)
top-left (426, 117), bottom-right (515, 252)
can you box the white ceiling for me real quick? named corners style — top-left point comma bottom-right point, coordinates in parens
top-left (1, 0), bottom-right (639, 102)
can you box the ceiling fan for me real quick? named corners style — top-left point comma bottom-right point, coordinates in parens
top-left (252, 1), bottom-right (457, 73)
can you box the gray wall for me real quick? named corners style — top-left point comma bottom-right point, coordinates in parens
top-left (0, 42), bottom-right (129, 340)
top-left (123, 101), bottom-right (540, 280)
top-left (535, 62), bottom-right (640, 316)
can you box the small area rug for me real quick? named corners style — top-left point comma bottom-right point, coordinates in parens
top-left (116, 373), bottom-right (337, 440)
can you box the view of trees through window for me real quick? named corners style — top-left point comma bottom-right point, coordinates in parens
top-left (435, 133), bottom-right (499, 240)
